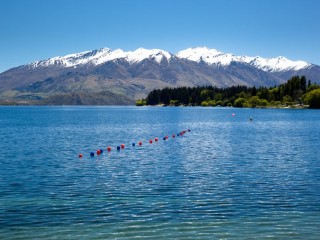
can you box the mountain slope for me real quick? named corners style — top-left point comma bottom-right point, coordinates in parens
top-left (0, 47), bottom-right (319, 105)
top-left (176, 47), bottom-right (311, 72)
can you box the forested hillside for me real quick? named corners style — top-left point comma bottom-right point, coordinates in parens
top-left (138, 76), bottom-right (320, 108)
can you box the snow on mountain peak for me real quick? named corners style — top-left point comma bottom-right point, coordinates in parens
top-left (178, 47), bottom-right (222, 57)
top-left (126, 48), bottom-right (171, 64)
top-left (177, 47), bottom-right (238, 66)
top-left (27, 47), bottom-right (173, 69)
top-left (26, 46), bottom-right (310, 72)
top-left (177, 47), bottom-right (310, 71)
top-left (246, 56), bottom-right (311, 72)
top-left (29, 48), bottom-right (112, 68)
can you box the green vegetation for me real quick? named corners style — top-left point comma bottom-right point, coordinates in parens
top-left (137, 76), bottom-right (320, 108)
top-left (136, 99), bottom-right (147, 106)
top-left (303, 88), bottom-right (320, 108)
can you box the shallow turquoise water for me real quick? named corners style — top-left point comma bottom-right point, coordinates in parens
top-left (0, 106), bottom-right (319, 239)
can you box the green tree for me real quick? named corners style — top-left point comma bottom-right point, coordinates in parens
top-left (248, 96), bottom-right (260, 108)
top-left (208, 100), bottom-right (216, 106)
top-left (251, 86), bottom-right (257, 96)
top-left (216, 100), bottom-right (223, 106)
top-left (144, 76), bottom-right (319, 108)
top-left (303, 89), bottom-right (320, 108)
top-left (234, 98), bottom-right (246, 107)
top-left (201, 101), bottom-right (209, 107)
top-left (308, 79), bottom-right (311, 88)
top-left (170, 99), bottom-right (180, 106)
top-left (301, 76), bottom-right (307, 92)
top-left (214, 93), bottom-right (223, 101)
top-left (259, 99), bottom-right (269, 107)
top-left (292, 89), bottom-right (304, 103)
top-left (136, 99), bottom-right (146, 106)
top-left (238, 91), bottom-right (250, 99)
top-left (267, 90), bottom-right (275, 101)
top-left (257, 88), bottom-right (269, 100)
top-left (306, 84), bottom-right (320, 93)
top-left (283, 95), bottom-right (293, 105)
top-left (200, 90), bottom-right (212, 102)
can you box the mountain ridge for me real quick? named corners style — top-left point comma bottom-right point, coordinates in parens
top-left (1, 47), bottom-right (319, 105)
top-left (16, 46), bottom-right (312, 73)
top-left (177, 47), bottom-right (311, 72)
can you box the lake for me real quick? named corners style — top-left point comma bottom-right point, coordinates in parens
top-left (0, 106), bottom-right (319, 239)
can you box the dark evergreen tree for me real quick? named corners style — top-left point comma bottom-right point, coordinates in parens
top-left (142, 75), bottom-right (317, 107)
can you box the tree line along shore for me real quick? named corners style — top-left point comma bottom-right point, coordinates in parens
top-left (136, 76), bottom-right (320, 109)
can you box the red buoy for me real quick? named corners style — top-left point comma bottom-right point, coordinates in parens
top-left (165, 136), bottom-right (169, 139)
top-left (172, 134), bottom-right (175, 138)
top-left (121, 144), bottom-right (125, 149)
top-left (78, 154), bottom-right (83, 158)
top-left (138, 141), bottom-right (142, 146)
top-left (107, 146), bottom-right (112, 152)
top-left (149, 140), bottom-right (153, 144)
top-left (155, 138), bottom-right (158, 142)
top-left (96, 149), bottom-right (101, 155)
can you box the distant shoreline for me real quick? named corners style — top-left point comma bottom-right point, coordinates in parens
top-left (0, 102), bottom-right (313, 109)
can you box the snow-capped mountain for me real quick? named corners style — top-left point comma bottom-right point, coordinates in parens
top-left (176, 47), bottom-right (311, 72)
top-left (1, 46), bottom-right (319, 105)
top-left (246, 56), bottom-right (311, 72)
top-left (26, 46), bottom-right (311, 72)
top-left (177, 47), bottom-right (238, 66)
top-left (27, 48), bottom-right (172, 69)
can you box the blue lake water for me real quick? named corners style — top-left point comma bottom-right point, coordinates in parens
top-left (0, 106), bottom-right (320, 239)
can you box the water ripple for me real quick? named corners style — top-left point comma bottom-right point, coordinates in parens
top-left (0, 107), bottom-right (320, 239)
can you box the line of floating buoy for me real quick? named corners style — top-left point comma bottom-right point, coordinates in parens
top-left (78, 129), bottom-right (191, 158)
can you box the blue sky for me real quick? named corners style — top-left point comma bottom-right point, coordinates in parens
top-left (1, 0), bottom-right (319, 72)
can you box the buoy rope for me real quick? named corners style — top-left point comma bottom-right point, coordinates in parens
top-left (78, 129), bottom-right (191, 158)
